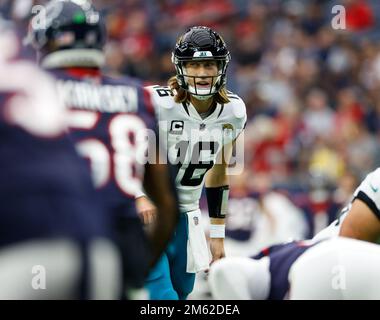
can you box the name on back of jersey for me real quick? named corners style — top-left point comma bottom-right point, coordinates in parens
top-left (57, 79), bottom-right (138, 113)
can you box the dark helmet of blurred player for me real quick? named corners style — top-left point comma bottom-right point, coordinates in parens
top-left (171, 26), bottom-right (231, 100)
top-left (28, 0), bottom-right (106, 68)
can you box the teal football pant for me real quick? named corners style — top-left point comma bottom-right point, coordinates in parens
top-left (145, 213), bottom-right (196, 300)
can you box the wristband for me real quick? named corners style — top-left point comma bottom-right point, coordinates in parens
top-left (206, 185), bottom-right (229, 219)
top-left (209, 224), bottom-right (225, 238)
top-left (135, 189), bottom-right (146, 199)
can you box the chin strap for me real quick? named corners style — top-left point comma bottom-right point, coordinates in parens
top-left (191, 93), bottom-right (214, 101)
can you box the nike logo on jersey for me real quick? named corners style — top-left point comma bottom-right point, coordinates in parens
top-left (370, 182), bottom-right (379, 193)
top-left (369, 175), bottom-right (379, 192)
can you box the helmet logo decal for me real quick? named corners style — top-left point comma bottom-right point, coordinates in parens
top-left (193, 51), bottom-right (212, 58)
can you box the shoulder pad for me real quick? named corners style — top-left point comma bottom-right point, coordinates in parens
top-left (227, 94), bottom-right (246, 119)
top-left (364, 168), bottom-right (380, 189)
top-left (371, 168), bottom-right (380, 179)
top-left (145, 85), bottom-right (176, 109)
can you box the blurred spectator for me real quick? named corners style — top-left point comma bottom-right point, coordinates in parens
top-left (302, 88), bottom-right (335, 140)
top-left (308, 137), bottom-right (346, 181)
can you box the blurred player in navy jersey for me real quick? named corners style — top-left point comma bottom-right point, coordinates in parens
top-left (209, 237), bottom-right (380, 300)
top-left (0, 16), bottom-right (122, 299)
top-left (28, 0), bottom-right (179, 299)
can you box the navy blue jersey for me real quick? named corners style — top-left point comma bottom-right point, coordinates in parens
top-left (0, 50), bottom-right (109, 246)
top-left (252, 240), bottom-right (322, 300)
top-left (49, 68), bottom-right (156, 219)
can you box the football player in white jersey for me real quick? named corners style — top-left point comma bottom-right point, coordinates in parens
top-left (312, 167), bottom-right (380, 243)
top-left (137, 26), bottom-right (247, 300)
top-left (288, 167), bottom-right (380, 299)
top-left (209, 167), bottom-right (380, 300)
top-left (290, 167), bottom-right (380, 299)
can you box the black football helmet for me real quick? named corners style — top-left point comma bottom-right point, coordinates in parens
top-left (28, 0), bottom-right (106, 68)
top-left (172, 26), bottom-right (231, 99)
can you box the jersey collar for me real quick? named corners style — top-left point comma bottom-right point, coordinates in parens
top-left (184, 101), bottom-right (223, 123)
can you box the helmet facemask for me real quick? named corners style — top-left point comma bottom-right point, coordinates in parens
top-left (173, 56), bottom-right (229, 100)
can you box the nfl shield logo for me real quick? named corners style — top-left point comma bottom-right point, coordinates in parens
top-left (193, 216), bottom-right (199, 226)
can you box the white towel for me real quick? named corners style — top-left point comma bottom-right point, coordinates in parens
top-left (186, 209), bottom-right (210, 273)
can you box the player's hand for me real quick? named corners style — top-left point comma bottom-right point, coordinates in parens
top-left (210, 238), bottom-right (225, 265)
top-left (136, 196), bottom-right (157, 225)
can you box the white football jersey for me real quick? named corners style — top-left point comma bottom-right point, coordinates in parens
top-left (146, 85), bottom-right (247, 213)
top-left (313, 168), bottom-right (380, 241)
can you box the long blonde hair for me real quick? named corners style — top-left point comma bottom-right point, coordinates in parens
top-left (168, 76), bottom-right (230, 104)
